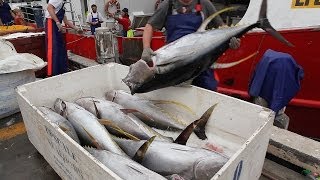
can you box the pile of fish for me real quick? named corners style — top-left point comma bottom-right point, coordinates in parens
top-left (38, 90), bottom-right (228, 180)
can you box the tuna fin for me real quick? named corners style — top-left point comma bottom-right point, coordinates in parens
top-left (212, 51), bottom-right (258, 69)
top-left (257, 0), bottom-right (294, 47)
top-left (82, 126), bottom-right (103, 150)
top-left (174, 119), bottom-right (200, 145)
top-left (151, 100), bottom-right (196, 116)
top-left (197, 6), bottom-right (238, 32)
top-left (133, 136), bottom-right (156, 163)
top-left (120, 109), bottom-right (139, 115)
top-left (59, 125), bottom-right (69, 132)
top-left (98, 119), bottom-right (140, 141)
top-left (93, 101), bottom-right (101, 119)
top-left (193, 104), bottom-right (218, 140)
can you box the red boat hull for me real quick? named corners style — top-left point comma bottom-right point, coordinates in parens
top-left (215, 28), bottom-right (320, 139)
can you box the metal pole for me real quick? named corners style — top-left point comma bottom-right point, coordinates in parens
top-left (68, 0), bottom-right (76, 25)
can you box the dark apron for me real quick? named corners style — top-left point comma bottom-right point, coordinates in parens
top-left (90, 13), bottom-right (101, 35)
top-left (45, 3), bottom-right (67, 77)
top-left (165, 1), bottom-right (217, 91)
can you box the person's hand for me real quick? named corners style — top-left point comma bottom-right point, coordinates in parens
top-left (229, 37), bottom-right (241, 49)
top-left (141, 47), bottom-right (156, 66)
top-left (75, 27), bottom-right (83, 34)
top-left (56, 21), bottom-right (63, 32)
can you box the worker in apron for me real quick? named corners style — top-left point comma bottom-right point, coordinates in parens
top-left (0, 0), bottom-right (15, 26)
top-left (45, 0), bottom-right (81, 77)
top-left (141, 0), bottom-right (241, 91)
top-left (86, 4), bottom-right (104, 35)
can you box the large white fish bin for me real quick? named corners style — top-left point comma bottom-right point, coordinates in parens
top-left (16, 63), bottom-right (274, 180)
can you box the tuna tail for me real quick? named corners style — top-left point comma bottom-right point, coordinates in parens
top-left (193, 104), bottom-right (218, 140)
top-left (133, 136), bottom-right (156, 163)
top-left (257, 0), bottom-right (294, 47)
top-left (174, 104), bottom-right (218, 145)
top-left (174, 119), bottom-right (200, 145)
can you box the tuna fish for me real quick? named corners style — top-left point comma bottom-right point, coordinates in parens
top-left (38, 107), bottom-right (80, 143)
top-left (106, 90), bottom-right (215, 140)
top-left (122, 0), bottom-right (293, 94)
top-left (113, 138), bottom-right (229, 180)
top-left (75, 97), bottom-right (172, 142)
top-left (85, 147), bottom-right (166, 180)
top-left (54, 98), bottom-right (126, 156)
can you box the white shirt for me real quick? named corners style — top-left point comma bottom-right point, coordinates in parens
top-left (86, 12), bottom-right (105, 23)
top-left (45, 0), bottom-right (65, 19)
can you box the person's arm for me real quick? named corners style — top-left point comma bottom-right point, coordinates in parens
top-left (0, 18), bottom-right (3, 26)
top-left (63, 16), bottom-right (78, 30)
top-left (142, 0), bottom-right (168, 48)
top-left (143, 24), bottom-right (153, 49)
top-left (10, 10), bottom-right (15, 19)
top-left (141, 0), bottom-right (168, 63)
top-left (105, 3), bottom-right (111, 16)
top-left (47, 4), bottom-right (60, 23)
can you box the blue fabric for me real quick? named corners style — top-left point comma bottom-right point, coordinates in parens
top-left (165, 13), bottom-right (202, 44)
top-left (165, 9), bottom-right (217, 91)
top-left (249, 49), bottom-right (304, 112)
top-left (192, 69), bottom-right (218, 91)
top-left (90, 15), bottom-right (101, 35)
top-left (0, 2), bottom-right (13, 25)
top-left (45, 4), bottom-right (67, 76)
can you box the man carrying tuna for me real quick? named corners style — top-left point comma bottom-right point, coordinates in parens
top-left (141, 0), bottom-right (241, 91)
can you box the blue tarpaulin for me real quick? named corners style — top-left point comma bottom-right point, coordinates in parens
top-left (249, 49), bottom-right (304, 113)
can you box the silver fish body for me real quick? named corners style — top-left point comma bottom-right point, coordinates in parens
top-left (75, 97), bottom-right (172, 141)
top-left (114, 138), bottom-right (228, 180)
top-left (106, 90), bottom-right (187, 131)
top-left (85, 147), bottom-right (166, 180)
top-left (38, 107), bottom-right (80, 143)
top-left (54, 99), bottom-right (126, 156)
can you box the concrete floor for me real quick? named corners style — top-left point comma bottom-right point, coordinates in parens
top-left (0, 133), bottom-right (60, 180)
top-left (0, 113), bottom-right (60, 180)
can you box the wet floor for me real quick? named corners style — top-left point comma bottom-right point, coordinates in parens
top-left (0, 113), bottom-right (60, 180)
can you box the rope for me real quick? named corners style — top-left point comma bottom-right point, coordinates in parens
top-left (66, 36), bottom-right (86, 45)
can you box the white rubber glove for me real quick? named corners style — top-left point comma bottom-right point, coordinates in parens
top-left (141, 47), bottom-right (156, 66)
top-left (229, 37), bottom-right (241, 49)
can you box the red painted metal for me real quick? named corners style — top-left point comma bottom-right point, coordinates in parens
top-left (215, 28), bottom-right (320, 139)
top-left (65, 32), bottom-right (97, 60)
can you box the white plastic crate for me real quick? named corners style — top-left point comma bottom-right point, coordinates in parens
top-left (16, 63), bottom-right (274, 180)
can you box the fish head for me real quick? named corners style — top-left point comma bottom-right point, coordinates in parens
top-left (193, 157), bottom-right (227, 179)
top-left (105, 90), bottom-right (117, 102)
top-left (54, 98), bottom-right (67, 118)
top-left (122, 60), bottom-right (156, 95)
